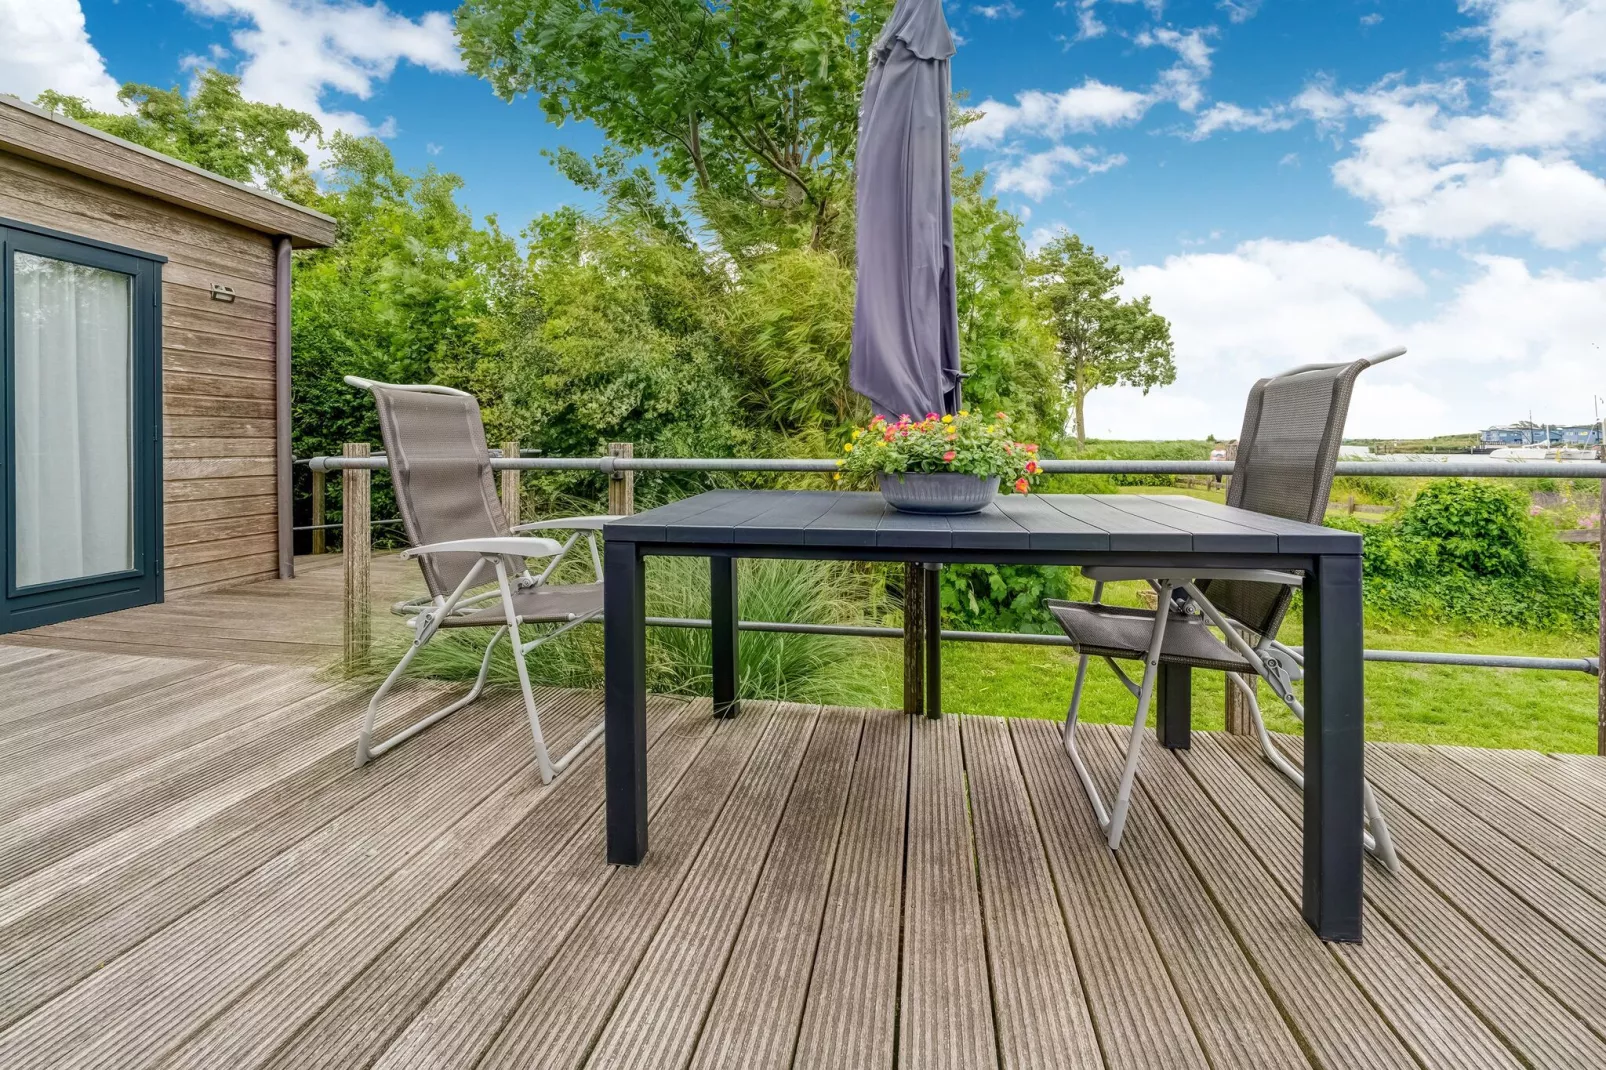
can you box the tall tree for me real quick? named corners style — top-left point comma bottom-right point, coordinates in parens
top-left (1029, 231), bottom-right (1175, 446)
top-left (455, 0), bottom-right (894, 250)
top-left (35, 70), bottom-right (321, 201)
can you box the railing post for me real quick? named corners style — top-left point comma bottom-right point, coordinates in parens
top-left (343, 443), bottom-right (372, 677)
top-left (608, 442), bottom-right (635, 516)
top-left (310, 469), bottom-right (326, 555)
top-left (903, 562), bottom-right (924, 716)
top-left (501, 439), bottom-right (521, 525)
top-left (1226, 673), bottom-right (1255, 735)
top-left (1598, 478), bottom-right (1604, 755)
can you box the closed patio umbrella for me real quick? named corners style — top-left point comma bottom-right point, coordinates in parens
top-left (850, 0), bottom-right (962, 419)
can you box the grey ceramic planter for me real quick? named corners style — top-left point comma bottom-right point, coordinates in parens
top-left (876, 471), bottom-right (1000, 515)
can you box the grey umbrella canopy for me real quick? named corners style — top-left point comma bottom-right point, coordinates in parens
top-left (849, 0), bottom-right (962, 420)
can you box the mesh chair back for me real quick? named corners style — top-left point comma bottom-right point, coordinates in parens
top-left (366, 384), bottom-right (518, 599)
top-left (1199, 358), bottom-right (1369, 638)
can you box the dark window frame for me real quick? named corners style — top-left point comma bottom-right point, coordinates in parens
top-left (0, 219), bottom-right (164, 633)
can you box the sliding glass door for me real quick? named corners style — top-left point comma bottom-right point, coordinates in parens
top-left (1, 223), bottom-right (162, 633)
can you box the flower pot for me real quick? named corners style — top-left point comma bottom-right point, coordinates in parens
top-left (877, 471), bottom-right (1000, 515)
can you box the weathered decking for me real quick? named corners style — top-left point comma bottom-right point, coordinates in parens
top-left (6, 571), bottom-right (1606, 1069)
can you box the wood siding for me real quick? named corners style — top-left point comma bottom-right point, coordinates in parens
top-left (1, 149), bottom-right (285, 595)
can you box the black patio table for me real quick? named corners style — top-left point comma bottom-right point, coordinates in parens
top-left (602, 489), bottom-right (1367, 942)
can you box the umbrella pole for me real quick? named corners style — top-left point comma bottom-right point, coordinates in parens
top-left (904, 562), bottom-right (925, 715)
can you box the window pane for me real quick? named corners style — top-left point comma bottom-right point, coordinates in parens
top-left (13, 252), bottom-right (134, 587)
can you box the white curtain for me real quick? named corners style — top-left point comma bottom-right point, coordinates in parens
top-left (13, 252), bottom-right (134, 588)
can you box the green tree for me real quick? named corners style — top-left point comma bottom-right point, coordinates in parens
top-left (950, 165), bottom-right (1063, 448)
top-left (35, 70), bottom-right (321, 201)
top-left (455, 0), bottom-right (894, 249)
top-left (1029, 231), bottom-right (1175, 447)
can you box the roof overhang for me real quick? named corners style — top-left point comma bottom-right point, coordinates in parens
top-left (0, 95), bottom-right (337, 249)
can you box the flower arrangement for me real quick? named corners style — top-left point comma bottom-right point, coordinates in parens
top-left (836, 410), bottom-right (1041, 493)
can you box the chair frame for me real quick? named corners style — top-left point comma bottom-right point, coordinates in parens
top-left (345, 376), bottom-right (615, 784)
top-left (1057, 350), bottom-right (1404, 873)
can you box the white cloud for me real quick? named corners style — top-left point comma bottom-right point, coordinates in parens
top-left (994, 144), bottom-right (1126, 199)
top-left (1190, 101), bottom-right (1296, 138)
top-left (1360, 12), bottom-right (1383, 27)
top-left (1218, 0), bottom-right (1262, 23)
top-left (180, 0), bottom-right (463, 138)
top-left (1135, 26), bottom-right (1215, 112)
top-left (961, 80), bottom-right (1152, 147)
top-left (1302, 0), bottom-right (1606, 248)
top-left (1087, 237), bottom-right (1606, 438)
top-left (0, 0), bottom-right (123, 109)
top-left (971, 2), bottom-right (1022, 19)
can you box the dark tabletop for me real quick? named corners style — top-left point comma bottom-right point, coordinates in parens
top-left (603, 490), bottom-right (1360, 555)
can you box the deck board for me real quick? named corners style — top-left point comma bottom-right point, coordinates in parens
top-left (899, 715), bottom-right (998, 1070)
top-left (790, 705), bottom-right (909, 1070)
top-left (4, 562), bottom-right (1606, 1070)
top-left (689, 705), bottom-right (863, 1070)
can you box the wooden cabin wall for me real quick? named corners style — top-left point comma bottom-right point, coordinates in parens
top-left (0, 150), bottom-right (282, 595)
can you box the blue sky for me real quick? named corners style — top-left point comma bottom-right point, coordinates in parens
top-left (5, 0), bottom-right (1606, 438)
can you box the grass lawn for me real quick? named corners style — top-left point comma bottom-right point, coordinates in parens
top-left (862, 612), bottom-right (1600, 754)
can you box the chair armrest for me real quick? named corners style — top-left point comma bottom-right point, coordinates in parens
top-left (401, 536), bottom-right (564, 560)
top-left (512, 515), bottom-right (624, 532)
top-left (1082, 566), bottom-right (1302, 586)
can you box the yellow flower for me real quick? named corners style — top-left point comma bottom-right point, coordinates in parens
top-left (941, 414), bottom-right (953, 424)
top-left (852, 428), bottom-right (863, 439)
top-left (843, 443), bottom-right (854, 453)
top-left (985, 425), bottom-right (996, 434)
top-left (959, 409), bottom-right (970, 418)
top-left (875, 439), bottom-right (887, 448)
top-left (836, 458), bottom-right (845, 467)
top-left (832, 472), bottom-right (842, 480)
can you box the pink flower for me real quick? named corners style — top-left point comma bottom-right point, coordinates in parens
top-left (943, 450), bottom-right (956, 462)
top-left (926, 412), bottom-right (939, 421)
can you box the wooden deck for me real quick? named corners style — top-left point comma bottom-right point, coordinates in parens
top-left (7, 571), bottom-right (1606, 1068)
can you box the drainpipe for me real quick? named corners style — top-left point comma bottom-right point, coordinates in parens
top-left (275, 237), bottom-right (294, 579)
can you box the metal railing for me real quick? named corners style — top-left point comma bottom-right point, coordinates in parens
top-left (303, 448), bottom-right (1605, 747)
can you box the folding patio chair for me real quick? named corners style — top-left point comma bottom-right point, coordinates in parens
top-left (1047, 348), bottom-right (1403, 872)
top-left (345, 376), bottom-right (616, 783)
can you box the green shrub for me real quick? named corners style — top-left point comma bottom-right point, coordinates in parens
top-left (939, 563), bottom-right (1071, 634)
top-left (380, 555), bottom-right (886, 706)
top-left (1336, 478), bottom-right (1599, 632)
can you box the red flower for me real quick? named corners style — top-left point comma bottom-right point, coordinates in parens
top-left (926, 412), bottom-right (940, 421)
top-left (1014, 478), bottom-right (1030, 494)
top-left (1025, 461), bottom-right (1039, 474)
top-left (943, 450), bottom-right (956, 462)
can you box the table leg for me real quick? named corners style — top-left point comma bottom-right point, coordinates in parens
top-left (1302, 553), bottom-right (1365, 942)
top-left (924, 563), bottom-right (941, 719)
top-left (604, 542), bottom-right (648, 865)
top-left (711, 554), bottom-right (740, 719)
top-left (1156, 664), bottom-right (1191, 750)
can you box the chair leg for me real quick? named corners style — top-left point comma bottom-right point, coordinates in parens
top-left (355, 624), bottom-right (506, 768)
top-left (1059, 582), bottom-right (1174, 852)
top-left (1105, 584), bottom-right (1174, 851)
top-left (1061, 652), bottom-right (1111, 829)
top-left (1226, 671), bottom-right (1399, 873)
top-left (496, 561), bottom-right (559, 784)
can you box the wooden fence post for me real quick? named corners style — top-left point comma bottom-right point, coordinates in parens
top-left (343, 443), bottom-right (371, 677)
top-left (1225, 673), bottom-right (1255, 735)
top-left (608, 442), bottom-right (635, 515)
top-left (500, 439), bottom-right (521, 525)
top-left (310, 469), bottom-right (326, 555)
top-left (903, 562), bottom-right (924, 716)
